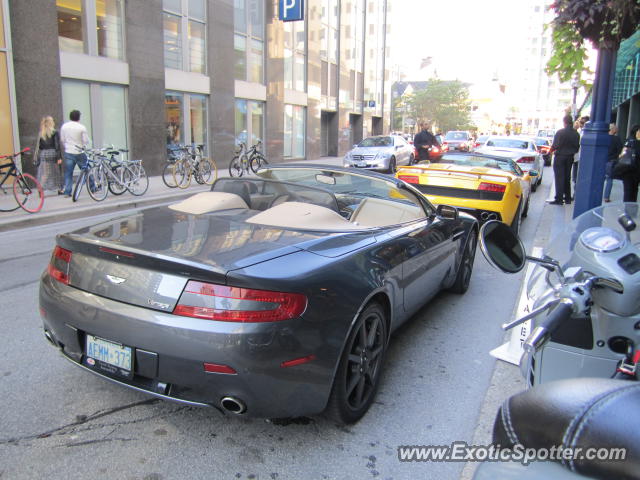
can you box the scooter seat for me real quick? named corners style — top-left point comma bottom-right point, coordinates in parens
top-left (493, 378), bottom-right (640, 480)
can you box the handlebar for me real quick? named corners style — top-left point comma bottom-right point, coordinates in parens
top-left (524, 299), bottom-right (574, 353)
top-left (0, 147), bottom-right (30, 160)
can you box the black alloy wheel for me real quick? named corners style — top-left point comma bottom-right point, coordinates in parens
top-left (327, 302), bottom-right (388, 424)
top-left (449, 231), bottom-right (477, 294)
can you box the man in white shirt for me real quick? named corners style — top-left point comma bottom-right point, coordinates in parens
top-left (59, 110), bottom-right (90, 197)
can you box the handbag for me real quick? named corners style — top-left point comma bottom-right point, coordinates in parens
top-left (612, 148), bottom-right (636, 179)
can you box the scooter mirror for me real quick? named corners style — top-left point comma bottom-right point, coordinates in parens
top-left (479, 220), bottom-right (526, 273)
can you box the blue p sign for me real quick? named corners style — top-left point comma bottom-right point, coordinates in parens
top-left (279, 0), bottom-right (304, 22)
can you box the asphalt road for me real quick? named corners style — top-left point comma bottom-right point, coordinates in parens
top-left (0, 170), bottom-right (550, 480)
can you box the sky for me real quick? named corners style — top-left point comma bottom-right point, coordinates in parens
top-left (389, 0), bottom-right (531, 86)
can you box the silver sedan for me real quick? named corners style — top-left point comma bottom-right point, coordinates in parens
top-left (343, 135), bottom-right (415, 173)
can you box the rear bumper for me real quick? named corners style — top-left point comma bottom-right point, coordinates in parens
top-left (39, 274), bottom-right (336, 418)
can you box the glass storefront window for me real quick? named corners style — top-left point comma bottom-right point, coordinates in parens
top-left (235, 99), bottom-right (263, 147)
top-left (284, 21), bottom-right (306, 92)
top-left (189, 21), bottom-right (205, 73)
top-left (164, 13), bottom-right (183, 70)
top-left (166, 92), bottom-right (208, 151)
top-left (96, 0), bottom-right (124, 60)
top-left (165, 93), bottom-right (184, 145)
top-left (100, 85), bottom-right (127, 148)
top-left (249, 0), bottom-right (263, 39)
top-left (190, 94), bottom-right (206, 146)
top-left (163, 0), bottom-right (182, 13)
top-left (284, 105), bottom-right (305, 159)
top-left (57, 0), bottom-right (84, 54)
top-left (234, 0), bottom-right (246, 33)
top-left (61, 80), bottom-right (93, 141)
top-left (62, 80), bottom-right (129, 150)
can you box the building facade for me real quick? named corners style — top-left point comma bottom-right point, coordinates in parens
top-left (515, 0), bottom-right (579, 132)
top-left (613, 29), bottom-right (640, 138)
top-left (7, 0), bottom-right (391, 176)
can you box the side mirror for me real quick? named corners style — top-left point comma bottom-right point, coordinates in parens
top-left (479, 220), bottom-right (526, 273)
top-left (436, 204), bottom-right (458, 220)
top-left (529, 170), bottom-right (539, 177)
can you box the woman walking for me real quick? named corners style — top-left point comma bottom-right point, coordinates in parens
top-left (34, 116), bottom-right (63, 194)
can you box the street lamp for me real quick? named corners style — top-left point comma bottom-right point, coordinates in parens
top-left (571, 76), bottom-right (580, 120)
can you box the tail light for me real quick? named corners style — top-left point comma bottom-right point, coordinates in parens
top-left (48, 246), bottom-right (72, 285)
top-left (478, 182), bottom-right (506, 193)
top-left (174, 280), bottom-right (307, 322)
top-left (517, 156), bottom-right (535, 163)
top-left (397, 175), bottom-right (419, 184)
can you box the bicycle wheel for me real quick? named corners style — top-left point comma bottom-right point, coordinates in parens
top-left (108, 165), bottom-right (127, 195)
top-left (127, 165), bottom-right (149, 196)
top-left (13, 173), bottom-right (44, 213)
top-left (203, 157), bottom-right (217, 185)
top-left (228, 156), bottom-right (244, 177)
top-left (0, 183), bottom-right (21, 212)
top-left (72, 170), bottom-right (87, 202)
top-left (172, 160), bottom-right (191, 188)
top-left (87, 167), bottom-right (108, 201)
top-left (193, 158), bottom-right (213, 185)
top-left (249, 154), bottom-right (267, 174)
top-left (162, 162), bottom-right (177, 188)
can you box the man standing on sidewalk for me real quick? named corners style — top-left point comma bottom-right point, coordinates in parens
top-left (60, 110), bottom-right (90, 197)
top-left (549, 115), bottom-right (580, 205)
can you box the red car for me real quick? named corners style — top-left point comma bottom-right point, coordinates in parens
top-left (414, 135), bottom-right (448, 162)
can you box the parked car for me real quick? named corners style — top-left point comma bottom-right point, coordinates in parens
top-left (442, 131), bottom-right (473, 152)
top-left (536, 128), bottom-right (556, 139)
top-left (475, 135), bottom-right (544, 191)
top-left (39, 164), bottom-right (478, 424)
top-left (343, 135), bottom-right (415, 173)
top-left (533, 136), bottom-right (552, 166)
top-left (396, 152), bottom-right (532, 234)
top-left (473, 135), bottom-right (490, 151)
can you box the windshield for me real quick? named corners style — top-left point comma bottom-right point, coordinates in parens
top-left (534, 138), bottom-right (550, 146)
top-left (358, 136), bottom-right (393, 147)
top-left (257, 167), bottom-right (431, 212)
top-left (445, 131), bottom-right (468, 141)
top-left (486, 138), bottom-right (529, 149)
top-left (438, 153), bottom-right (518, 174)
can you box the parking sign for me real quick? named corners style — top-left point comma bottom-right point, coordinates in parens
top-left (279, 0), bottom-right (304, 22)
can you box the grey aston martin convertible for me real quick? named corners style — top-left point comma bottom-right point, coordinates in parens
top-left (39, 164), bottom-right (478, 423)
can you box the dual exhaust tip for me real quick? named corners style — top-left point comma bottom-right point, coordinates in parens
top-left (480, 212), bottom-right (498, 221)
top-left (220, 396), bottom-right (246, 415)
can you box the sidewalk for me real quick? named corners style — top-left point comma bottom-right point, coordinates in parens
top-left (0, 156), bottom-right (344, 232)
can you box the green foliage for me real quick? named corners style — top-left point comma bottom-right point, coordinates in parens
top-left (546, 0), bottom-right (640, 91)
top-left (405, 80), bottom-right (473, 132)
top-left (546, 24), bottom-right (591, 83)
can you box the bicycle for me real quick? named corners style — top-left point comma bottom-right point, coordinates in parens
top-left (71, 149), bottom-right (97, 202)
top-left (229, 141), bottom-right (267, 177)
top-left (0, 148), bottom-right (44, 213)
top-left (163, 145), bottom-right (183, 188)
top-left (84, 148), bottom-right (149, 201)
top-left (172, 144), bottom-right (216, 188)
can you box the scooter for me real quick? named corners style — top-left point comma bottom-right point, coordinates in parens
top-left (472, 202), bottom-right (640, 479)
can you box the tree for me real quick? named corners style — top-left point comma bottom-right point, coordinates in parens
top-left (405, 80), bottom-right (473, 133)
top-left (547, 0), bottom-right (640, 83)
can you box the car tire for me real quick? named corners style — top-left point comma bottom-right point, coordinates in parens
top-left (511, 201), bottom-right (522, 236)
top-left (408, 153), bottom-right (415, 165)
top-left (387, 157), bottom-right (396, 174)
top-left (522, 194), bottom-right (530, 218)
top-left (531, 179), bottom-right (538, 193)
top-left (449, 230), bottom-right (477, 294)
top-left (326, 302), bottom-right (388, 424)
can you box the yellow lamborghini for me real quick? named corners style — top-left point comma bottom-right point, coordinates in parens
top-left (395, 152), bottom-right (536, 234)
